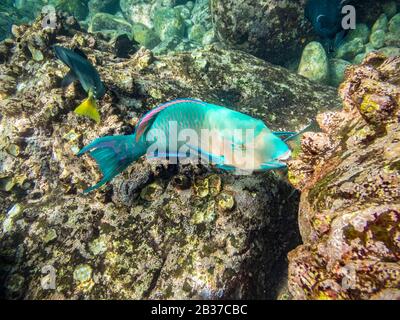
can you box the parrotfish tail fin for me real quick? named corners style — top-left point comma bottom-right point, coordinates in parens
top-left (77, 135), bottom-right (140, 193)
top-left (74, 93), bottom-right (101, 124)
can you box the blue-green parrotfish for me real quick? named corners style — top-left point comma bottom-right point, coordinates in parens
top-left (54, 45), bottom-right (105, 123)
top-left (305, 0), bottom-right (350, 51)
top-left (78, 99), bottom-right (296, 193)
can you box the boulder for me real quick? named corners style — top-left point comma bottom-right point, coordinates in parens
top-left (89, 12), bottom-right (133, 36)
top-left (132, 23), bottom-right (161, 49)
top-left (52, 0), bottom-right (89, 21)
top-left (298, 42), bottom-right (329, 85)
top-left (210, 0), bottom-right (314, 66)
top-left (120, 0), bottom-right (154, 28)
top-left (328, 58), bottom-right (351, 87)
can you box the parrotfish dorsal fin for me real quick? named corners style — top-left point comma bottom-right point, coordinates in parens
top-left (135, 98), bottom-right (205, 142)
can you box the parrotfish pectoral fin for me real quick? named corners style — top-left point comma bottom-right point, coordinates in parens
top-left (61, 70), bottom-right (78, 88)
top-left (78, 135), bottom-right (139, 193)
top-left (186, 144), bottom-right (225, 165)
top-left (260, 161), bottom-right (287, 171)
top-left (74, 94), bottom-right (101, 123)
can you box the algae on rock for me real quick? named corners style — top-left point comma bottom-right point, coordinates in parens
top-left (288, 53), bottom-right (400, 300)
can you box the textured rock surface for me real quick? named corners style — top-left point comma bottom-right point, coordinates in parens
top-left (210, 0), bottom-right (313, 67)
top-left (298, 42), bottom-right (329, 84)
top-left (0, 15), bottom-right (343, 300)
top-left (287, 53), bottom-right (400, 300)
top-left (329, 59), bottom-right (351, 88)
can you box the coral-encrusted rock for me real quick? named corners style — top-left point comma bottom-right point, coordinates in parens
top-left (287, 53), bottom-right (400, 300)
top-left (210, 0), bottom-right (313, 67)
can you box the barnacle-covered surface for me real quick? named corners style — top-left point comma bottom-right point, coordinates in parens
top-left (0, 14), bottom-right (344, 299)
top-left (287, 53), bottom-right (400, 300)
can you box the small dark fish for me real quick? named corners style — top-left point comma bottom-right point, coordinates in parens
top-left (54, 45), bottom-right (106, 123)
top-left (305, 0), bottom-right (350, 51)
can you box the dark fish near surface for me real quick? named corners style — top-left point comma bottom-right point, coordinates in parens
top-left (54, 45), bottom-right (105, 123)
top-left (305, 0), bottom-right (350, 51)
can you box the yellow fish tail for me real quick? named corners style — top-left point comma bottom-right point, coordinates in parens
top-left (74, 95), bottom-right (101, 123)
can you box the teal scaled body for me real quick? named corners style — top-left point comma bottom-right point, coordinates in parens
top-left (78, 99), bottom-right (292, 193)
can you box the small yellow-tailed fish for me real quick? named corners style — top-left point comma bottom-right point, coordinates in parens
top-left (78, 99), bottom-right (301, 193)
top-left (54, 45), bottom-right (105, 123)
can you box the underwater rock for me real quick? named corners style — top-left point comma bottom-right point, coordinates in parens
top-left (89, 13), bottom-right (133, 36)
top-left (379, 46), bottom-right (400, 57)
top-left (370, 29), bottom-right (386, 49)
top-left (328, 58), bottom-right (351, 88)
top-left (191, 0), bottom-right (212, 32)
top-left (152, 35), bottom-right (181, 55)
top-left (353, 52), bottom-right (367, 65)
top-left (288, 53), bottom-right (400, 300)
top-left (385, 32), bottom-right (400, 47)
top-left (371, 13), bottom-right (389, 34)
top-left (388, 13), bottom-right (400, 35)
top-left (202, 29), bottom-right (216, 46)
top-left (335, 38), bottom-right (365, 61)
top-left (153, 7), bottom-right (186, 41)
top-left (298, 42), bottom-right (329, 84)
top-left (53, 0), bottom-right (89, 21)
top-left (88, 0), bottom-right (120, 15)
top-left (132, 23), bottom-right (161, 49)
top-left (120, 0), bottom-right (154, 28)
top-left (188, 23), bottom-right (207, 44)
top-left (210, 0), bottom-right (314, 66)
top-left (345, 23), bottom-right (370, 44)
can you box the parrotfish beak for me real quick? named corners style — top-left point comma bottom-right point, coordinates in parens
top-left (277, 150), bottom-right (291, 162)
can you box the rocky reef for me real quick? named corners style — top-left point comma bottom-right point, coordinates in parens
top-left (288, 53), bottom-right (400, 300)
top-left (0, 14), bottom-right (341, 299)
top-left (1, 1), bottom-right (399, 301)
top-left (0, 0), bottom-right (216, 56)
top-left (210, 0), bottom-right (314, 67)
